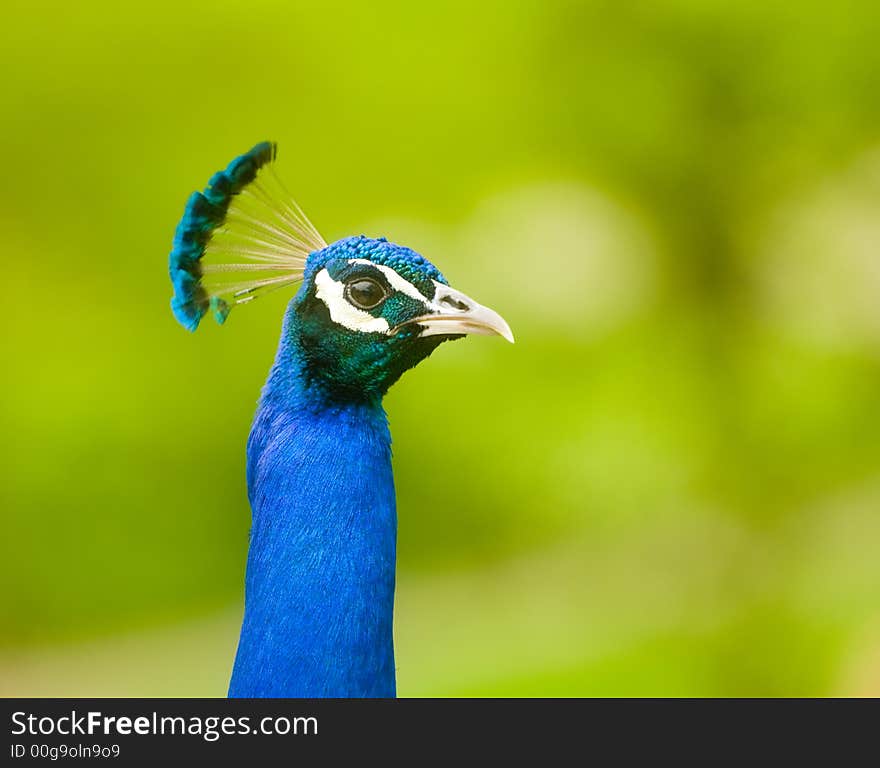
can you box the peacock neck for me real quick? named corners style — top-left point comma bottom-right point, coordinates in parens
top-left (228, 323), bottom-right (397, 698)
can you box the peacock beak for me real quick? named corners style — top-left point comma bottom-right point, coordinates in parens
top-left (396, 282), bottom-right (515, 343)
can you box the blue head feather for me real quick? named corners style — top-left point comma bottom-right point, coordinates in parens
top-left (299, 235), bottom-right (447, 294)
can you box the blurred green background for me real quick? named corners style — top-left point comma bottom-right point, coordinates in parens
top-left (3, 0), bottom-right (880, 696)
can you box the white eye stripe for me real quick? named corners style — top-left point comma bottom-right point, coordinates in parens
top-left (428, 279), bottom-right (449, 312)
top-left (314, 268), bottom-right (391, 334)
top-left (313, 262), bottom-right (441, 337)
top-left (347, 259), bottom-right (430, 304)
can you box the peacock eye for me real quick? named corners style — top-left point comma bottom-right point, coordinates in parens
top-left (345, 278), bottom-right (387, 310)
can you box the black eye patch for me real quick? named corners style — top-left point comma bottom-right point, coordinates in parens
top-left (325, 260), bottom-right (395, 294)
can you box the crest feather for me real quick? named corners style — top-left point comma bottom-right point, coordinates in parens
top-left (169, 142), bottom-right (325, 331)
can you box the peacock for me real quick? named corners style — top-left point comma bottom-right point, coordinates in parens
top-left (168, 142), bottom-right (513, 697)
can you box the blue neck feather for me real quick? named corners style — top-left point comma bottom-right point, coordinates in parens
top-left (228, 310), bottom-right (397, 697)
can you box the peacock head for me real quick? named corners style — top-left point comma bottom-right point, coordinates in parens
top-left (168, 142), bottom-right (512, 402)
top-left (288, 235), bottom-right (512, 400)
